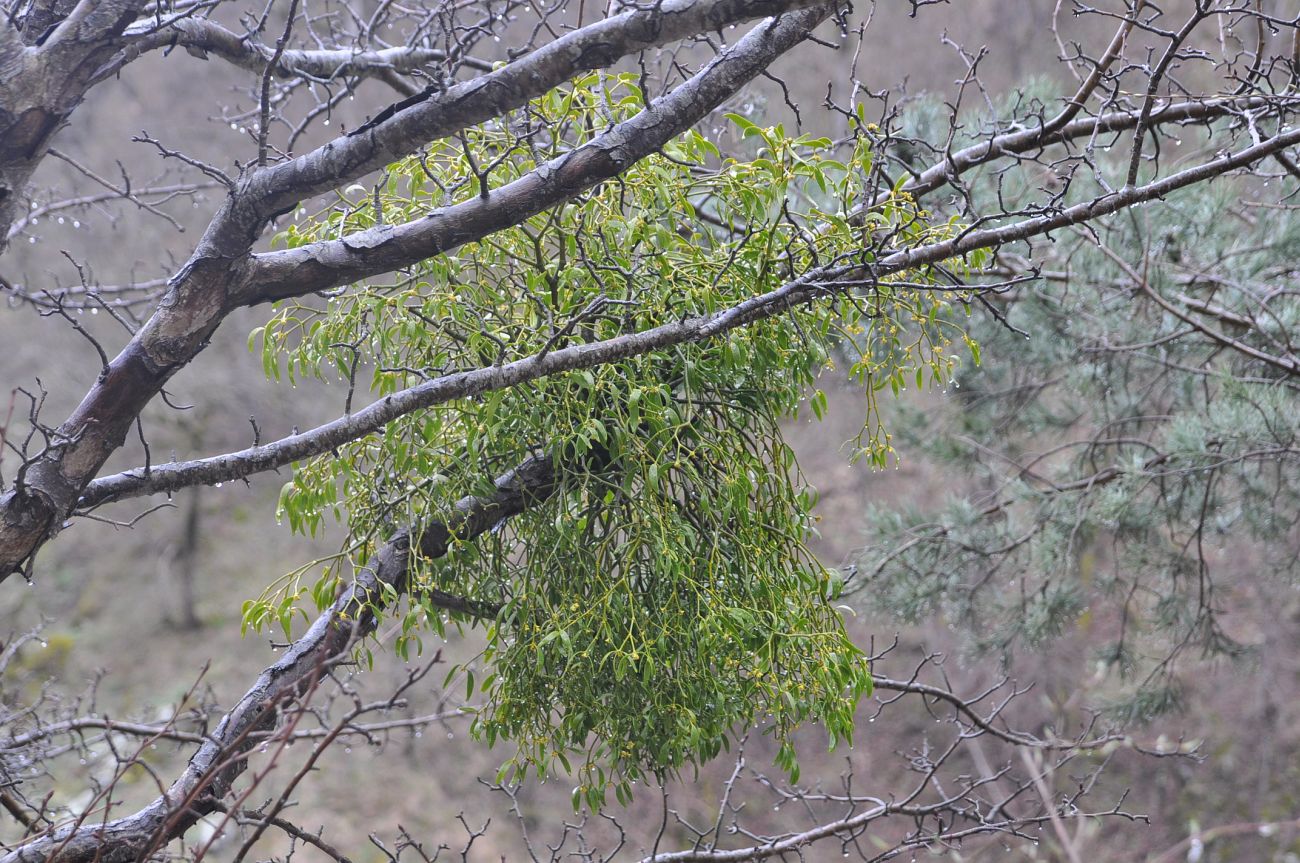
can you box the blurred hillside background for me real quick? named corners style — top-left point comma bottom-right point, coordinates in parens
top-left (2, 1), bottom-right (1298, 860)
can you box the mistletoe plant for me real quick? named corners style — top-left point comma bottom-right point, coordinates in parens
top-left (245, 73), bottom-right (976, 806)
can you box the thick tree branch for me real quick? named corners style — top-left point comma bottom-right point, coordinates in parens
top-left (36, 0), bottom-right (139, 54)
top-left (109, 16), bottom-right (494, 85)
top-left (240, 7), bottom-right (836, 303)
top-left (238, 0), bottom-right (835, 222)
top-left (1, 454), bottom-right (559, 863)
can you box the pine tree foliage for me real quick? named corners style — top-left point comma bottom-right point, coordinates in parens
top-left (855, 99), bottom-right (1300, 720)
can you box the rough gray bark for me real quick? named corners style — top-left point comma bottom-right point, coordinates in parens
top-left (116, 16), bottom-right (494, 80)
